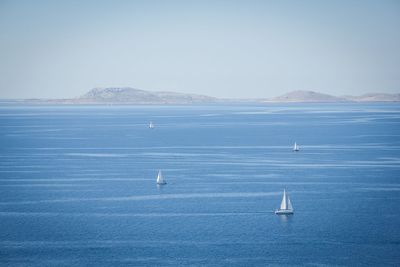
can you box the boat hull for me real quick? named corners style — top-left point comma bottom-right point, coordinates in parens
top-left (275, 209), bottom-right (294, 215)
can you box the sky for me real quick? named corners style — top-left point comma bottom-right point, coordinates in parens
top-left (0, 0), bottom-right (399, 99)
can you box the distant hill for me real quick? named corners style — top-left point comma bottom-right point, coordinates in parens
top-left (77, 87), bottom-right (217, 104)
top-left (342, 93), bottom-right (400, 102)
top-left (263, 90), bottom-right (348, 103)
top-left (19, 88), bottom-right (400, 104)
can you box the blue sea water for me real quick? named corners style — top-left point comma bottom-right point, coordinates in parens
top-left (0, 103), bottom-right (399, 266)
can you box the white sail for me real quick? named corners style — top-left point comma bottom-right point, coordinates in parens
top-left (156, 170), bottom-right (166, 184)
top-left (280, 189), bottom-right (287, 210)
top-left (149, 121), bottom-right (154, 128)
top-left (287, 196), bottom-right (293, 210)
top-left (156, 171), bottom-right (162, 183)
top-left (293, 142), bottom-right (299, 151)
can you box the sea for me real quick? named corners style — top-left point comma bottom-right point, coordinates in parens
top-left (0, 103), bottom-right (399, 266)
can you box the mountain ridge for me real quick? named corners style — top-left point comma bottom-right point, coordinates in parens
top-left (18, 88), bottom-right (400, 104)
top-left (263, 90), bottom-right (348, 103)
top-left (342, 93), bottom-right (400, 102)
top-left (78, 87), bottom-right (217, 104)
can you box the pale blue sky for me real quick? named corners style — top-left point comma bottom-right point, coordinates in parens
top-left (0, 0), bottom-right (399, 98)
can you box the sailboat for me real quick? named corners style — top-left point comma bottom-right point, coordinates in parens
top-left (149, 121), bottom-right (155, 129)
top-left (293, 142), bottom-right (300, 152)
top-left (275, 189), bottom-right (294, 215)
top-left (156, 170), bottom-right (166, 185)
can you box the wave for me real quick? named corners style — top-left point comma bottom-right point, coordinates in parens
top-left (65, 153), bottom-right (126, 158)
top-left (0, 191), bottom-right (280, 205)
top-left (0, 211), bottom-right (270, 218)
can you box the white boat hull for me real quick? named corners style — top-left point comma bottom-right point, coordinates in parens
top-left (275, 209), bottom-right (294, 215)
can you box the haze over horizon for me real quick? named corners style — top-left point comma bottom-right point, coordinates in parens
top-left (0, 0), bottom-right (399, 99)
